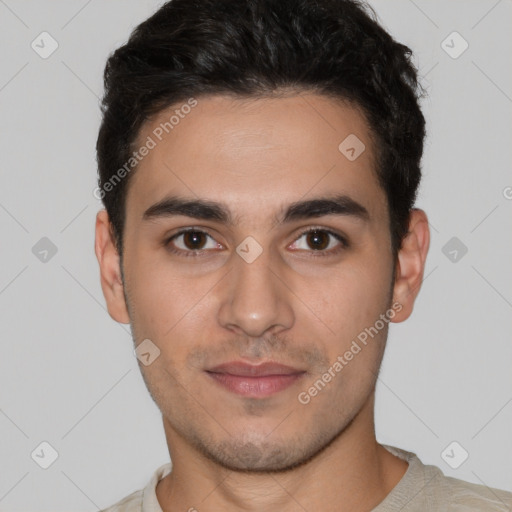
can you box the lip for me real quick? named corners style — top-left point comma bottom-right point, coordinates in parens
top-left (205, 361), bottom-right (306, 398)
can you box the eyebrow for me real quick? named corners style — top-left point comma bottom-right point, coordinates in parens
top-left (142, 194), bottom-right (370, 226)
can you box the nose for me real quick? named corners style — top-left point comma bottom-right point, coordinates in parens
top-left (217, 246), bottom-right (295, 338)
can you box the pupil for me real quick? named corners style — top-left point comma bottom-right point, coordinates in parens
top-left (184, 231), bottom-right (204, 250)
top-left (308, 230), bottom-right (328, 250)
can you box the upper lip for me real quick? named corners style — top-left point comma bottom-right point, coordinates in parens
top-left (206, 361), bottom-right (305, 377)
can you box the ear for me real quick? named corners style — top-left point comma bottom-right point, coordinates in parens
top-left (390, 208), bottom-right (430, 323)
top-left (94, 209), bottom-right (131, 324)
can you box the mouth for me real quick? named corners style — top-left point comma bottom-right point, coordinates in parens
top-left (205, 361), bottom-right (306, 398)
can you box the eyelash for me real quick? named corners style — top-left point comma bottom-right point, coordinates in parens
top-left (163, 227), bottom-right (349, 259)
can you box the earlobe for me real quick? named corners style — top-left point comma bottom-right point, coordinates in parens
top-left (390, 208), bottom-right (430, 323)
top-left (94, 209), bottom-right (131, 324)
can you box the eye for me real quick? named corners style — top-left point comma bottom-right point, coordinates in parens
top-left (165, 228), bottom-right (221, 257)
top-left (288, 228), bottom-right (347, 256)
top-left (164, 227), bottom-right (348, 258)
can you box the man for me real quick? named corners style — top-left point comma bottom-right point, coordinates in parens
top-left (94, 0), bottom-right (512, 510)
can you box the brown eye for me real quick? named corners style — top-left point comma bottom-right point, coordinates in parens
top-left (165, 229), bottom-right (222, 257)
top-left (305, 230), bottom-right (330, 250)
top-left (182, 231), bottom-right (208, 250)
top-left (289, 228), bottom-right (348, 257)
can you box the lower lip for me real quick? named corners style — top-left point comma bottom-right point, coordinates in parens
top-left (206, 372), bottom-right (304, 398)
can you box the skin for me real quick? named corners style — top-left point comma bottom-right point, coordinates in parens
top-left (95, 92), bottom-right (430, 512)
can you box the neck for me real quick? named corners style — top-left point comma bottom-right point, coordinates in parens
top-left (156, 393), bottom-right (408, 512)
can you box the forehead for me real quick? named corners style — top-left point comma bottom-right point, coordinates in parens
top-left (126, 93), bottom-right (386, 225)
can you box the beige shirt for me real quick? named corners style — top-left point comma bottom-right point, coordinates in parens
top-left (100, 444), bottom-right (512, 511)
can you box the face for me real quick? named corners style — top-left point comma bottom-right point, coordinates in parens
top-left (98, 92), bottom-right (420, 472)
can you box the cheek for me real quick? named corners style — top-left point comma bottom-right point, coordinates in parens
top-left (297, 258), bottom-right (392, 339)
top-left (125, 251), bottom-right (197, 336)
top-left (125, 256), bottom-right (219, 374)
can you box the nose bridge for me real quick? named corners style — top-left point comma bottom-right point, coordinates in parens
top-left (217, 243), bottom-right (294, 337)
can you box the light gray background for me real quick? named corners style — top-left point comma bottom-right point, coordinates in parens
top-left (0, 0), bottom-right (511, 510)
